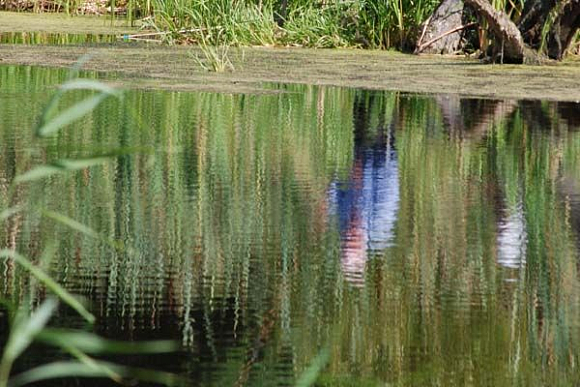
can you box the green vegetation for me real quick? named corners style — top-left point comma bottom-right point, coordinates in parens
top-left (189, 32), bottom-right (235, 72)
top-left (1, 0), bottom-right (579, 59)
top-left (1, 1), bottom-right (580, 385)
top-left (2, 0), bottom-right (443, 49)
top-left (3, 42), bottom-right (580, 101)
top-left (0, 70), bottom-right (182, 386)
top-left (0, 65), bottom-right (357, 385)
top-left (2, 65), bottom-right (580, 386)
top-left (138, 0), bottom-right (442, 49)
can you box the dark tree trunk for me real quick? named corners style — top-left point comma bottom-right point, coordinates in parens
top-left (416, 0), bottom-right (466, 54)
top-left (418, 0), bottom-right (580, 62)
top-left (275, 0), bottom-right (289, 27)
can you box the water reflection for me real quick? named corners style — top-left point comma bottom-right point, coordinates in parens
top-left (0, 31), bottom-right (117, 44)
top-left (329, 137), bottom-right (399, 286)
top-left (1, 65), bottom-right (580, 386)
top-left (496, 202), bottom-right (527, 270)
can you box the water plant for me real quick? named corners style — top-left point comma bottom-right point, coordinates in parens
top-left (3, 60), bottom-right (580, 387)
top-left (0, 74), bottom-right (181, 387)
top-left (190, 30), bottom-right (235, 72)
top-left (0, 296), bottom-right (179, 387)
top-left (3, 0), bottom-right (579, 56)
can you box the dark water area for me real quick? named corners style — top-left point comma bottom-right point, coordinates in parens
top-left (2, 64), bottom-right (580, 386)
top-left (0, 31), bottom-right (118, 44)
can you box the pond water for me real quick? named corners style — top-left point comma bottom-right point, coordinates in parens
top-left (1, 64), bottom-right (580, 386)
top-left (0, 31), bottom-right (118, 44)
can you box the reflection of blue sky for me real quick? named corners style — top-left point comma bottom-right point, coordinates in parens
top-left (328, 145), bottom-right (400, 285)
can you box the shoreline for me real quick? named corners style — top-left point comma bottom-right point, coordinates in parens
top-left (1, 12), bottom-right (580, 101)
top-left (2, 43), bottom-right (580, 101)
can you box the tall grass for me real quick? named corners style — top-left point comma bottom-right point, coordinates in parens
top-left (150, 0), bottom-right (441, 49)
top-left (145, 0), bottom-right (444, 49)
top-left (357, 0), bottom-right (440, 49)
top-left (189, 30), bottom-right (235, 72)
top-left (1, 0), bottom-right (578, 55)
top-left (0, 0), bottom-right (440, 50)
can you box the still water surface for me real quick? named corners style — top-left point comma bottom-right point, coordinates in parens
top-left (0, 31), bottom-right (117, 44)
top-left (1, 64), bottom-right (580, 386)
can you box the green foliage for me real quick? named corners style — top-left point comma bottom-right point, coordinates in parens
top-left (189, 31), bottom-right (235, 72)
top-left (0, 249), bottom-right (94, 322)
top-left (0, 65), bottom-right (357, 386)
top-left (295, 348), bottom-right (330, 387)
top-left (0, 298), bottom-right (180, 387)
top-left (357, 0), bottom-right (440, 49)
top-left (0, 72), bottom-right (180, 387)
top-left (3, 64), bottom-right (580, 387)
top-left (1, 0), bottom-right (578, 55)
top-left (279, 3), bottom-right (351, 48)
top-left (133, 0), bottom-right (442, 50)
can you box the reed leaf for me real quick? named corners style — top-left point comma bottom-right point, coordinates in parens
top-left (7, 360), bottom-right (182, 387)
top-left (37, 330), bottom-right (178, 354)
top-left (36, 79), bottom-right (121, 138)
top-left (0, 250), bottom-right (95, 323)
top-left (59, 79), bottom-right (120, 95)
top-left (41, 210), bottom-right (100, 238)
top-left (14, 157), bottom-right (111, 183)
top-left (0, 206), bottom-right (21, 221)
top-left (36, 93), bottom-right (109, 138)
top-left (1, 299), bottom-right (58, 369)
top-left (295, 348), bottom-right (330, 387)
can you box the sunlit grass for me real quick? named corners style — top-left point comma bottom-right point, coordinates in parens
top-left (0, 0), bottom-right (441, 50)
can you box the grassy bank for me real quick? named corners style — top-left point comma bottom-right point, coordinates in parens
top-left (1, 10), bottom-right (580, 101)
top-left (1, 42), bottom-right (580, 101)
top-left (1, 0), bottom-right (441, 49)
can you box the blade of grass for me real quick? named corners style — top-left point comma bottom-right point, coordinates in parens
top-left (0, 250), bottom-right (95, 323)
top-left (0, 299), bottom-right (58, 387)
top-left (295, 348), bottom-right (330, 387)
top-left (15, 146), bottom-right (149, 184)
top-left (7, 361), bottom-right (120, 387)
top-left (14, 157), bottom-right (112, 183)
top-left (35, 79), bottom-right (120, 139)
top-left (36, 93), bottom-right (110, 138)
top-left (59, 79), bottom-right (121, 96)
top-left (66, 54), bottom-right (95, 80)
top-left (41, 210), bottom-right (135, 254)
top-left (0, 206), bottom-right (21, 221)
top-left (41, 210), bottom-right (100, 239)
top-left (37, 330), bottom-right (178, 354)
top-left (8, 360), bottom-right (182, 387)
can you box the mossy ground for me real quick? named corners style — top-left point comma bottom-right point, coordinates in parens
top-left (1, 11), bottom-right (580, 101)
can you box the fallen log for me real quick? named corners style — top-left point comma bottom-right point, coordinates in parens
top-left (463, 0), bottom-right (526, 63)
top-left (418, 0), bottom-right (580, 63)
